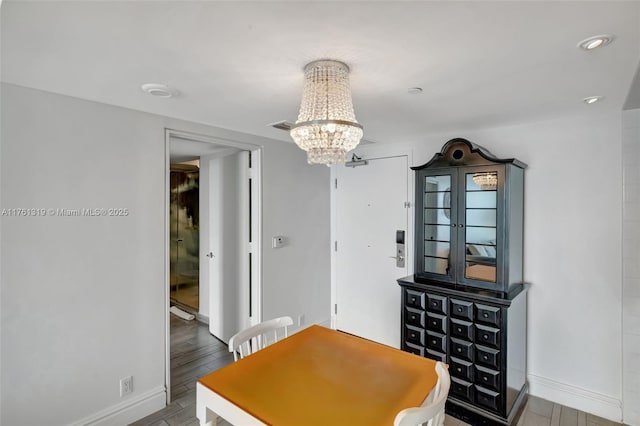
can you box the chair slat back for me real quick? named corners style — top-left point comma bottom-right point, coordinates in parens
top-left (228, 316), bottom-right (294, 361)
top-left (394, 361), bottom-right (451, 426)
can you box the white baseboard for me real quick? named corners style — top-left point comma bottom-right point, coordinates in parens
top-left (70, 386), bottom-right (166, 426)
top-left (528, 373), bottom-right (622, 422)
top-left (197, 313), bottom-right (210, 324)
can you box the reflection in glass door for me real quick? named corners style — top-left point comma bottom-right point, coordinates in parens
top-left (170, 165), bottom-right (199, 310)
top-left (422, 174), bottom-right (453, 278)
top-left (464, 171), bottom-right (497, 282)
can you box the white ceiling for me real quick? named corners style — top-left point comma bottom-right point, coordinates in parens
top-left (2, 1), bottom-right (639, 145)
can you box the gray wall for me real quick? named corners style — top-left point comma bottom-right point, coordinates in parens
top-left (0, 83), bottom-right (331, 425)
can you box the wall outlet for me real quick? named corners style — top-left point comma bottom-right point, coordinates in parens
top-left (120, 376), bottom-right (133, 397)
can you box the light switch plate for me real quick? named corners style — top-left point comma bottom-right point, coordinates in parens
top-left (272, 236), bottom-right (285, 248)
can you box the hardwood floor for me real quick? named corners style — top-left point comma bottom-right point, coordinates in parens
top-left (131, 317), bottom-right (623, 426)
top-left (130, 315), bottom-right (234, 426)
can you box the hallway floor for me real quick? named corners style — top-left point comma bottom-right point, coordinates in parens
top-left (130, 317), bottom-right (622, 426)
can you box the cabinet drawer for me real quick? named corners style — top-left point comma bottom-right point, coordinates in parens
top-left (476, 345), bottom-right (501, 370)
top-left (405, 289), bottom-right (426, 310)
top-left (426, 293), bottom-right (447, 314)
top-left (450, 338), bottom-right (473, 362)
top-left (475, 324), bottom-right (501, 349)
top-left (451, 377), bottom-right (474, 403)
top-left (426, 312), bottom-right (447, 333)
top-left (405, 308), bottom-right (426, 328)
top-left (450, 318), bottom-right (474, 341)
top-left (450, 298), bottom-right (474, 321)
top-left (450, 357), bottom-right (473, 382)
top-left (405, 325), bottom-right (425, 346)
top-left (475, 365), bottom-right (501, 391)
top-left (475, 303), bottom-right (501, 327)
top-left (404, 341), bottom-right (424, 357)
top-left (475, 386), bottom-right (501, 412)
top-left (426, 331), bottom-right (446, 353)
top-left (426, 349), bottom-right (447, 363)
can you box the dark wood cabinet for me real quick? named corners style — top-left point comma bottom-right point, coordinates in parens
top-left (399, 138), bottom-right (528, 425)
top-left (413, 138), bottom-right (526, 293)
top-left (398, 278), bottom-right (528, 425)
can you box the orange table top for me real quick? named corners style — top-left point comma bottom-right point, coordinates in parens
top-left (198, 325), bottom-right (438, 426)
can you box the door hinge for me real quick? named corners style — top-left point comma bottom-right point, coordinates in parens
top-left (404, 201), bottom-right (411, 208)
top-left (334, 241), bottom-right (338, 252)
top-left (334, 304), bottom-right (338, 315)
top-left (248, 151), bottom-right (252, 169)
top-left (334, 178), bottom-right (338, 189)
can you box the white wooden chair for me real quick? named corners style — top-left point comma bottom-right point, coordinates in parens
top-left (394, 361), bottom-right (451, 426)
top-left (228, 316), bottom-right (293, 361)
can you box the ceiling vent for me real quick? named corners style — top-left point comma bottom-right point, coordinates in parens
top-left (268, 121), bottom-right (294, 131)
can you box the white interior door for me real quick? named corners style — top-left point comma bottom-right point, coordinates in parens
top-left (205, 151), bottom-right (251, 343)
top-left (334, 155), bottom-right (409, 347)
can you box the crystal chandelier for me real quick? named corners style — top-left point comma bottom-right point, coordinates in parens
top-left (290, 60), bottom-right (363, 165)
top-left (472, 172), bottom-right (498, 190)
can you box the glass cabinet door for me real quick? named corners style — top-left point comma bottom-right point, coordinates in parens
top-left (418, 172), bottom-right (457, 281)
top-left (461, 169), bottom-right (499, 284)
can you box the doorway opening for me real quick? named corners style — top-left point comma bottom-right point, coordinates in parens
top-left (170, 162), bottom-right (200, 312)
top-left (165, 129), bottom-right (262, 403)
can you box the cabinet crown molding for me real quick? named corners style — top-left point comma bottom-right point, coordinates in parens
top-left (412, 138), bottom-right (528, 170)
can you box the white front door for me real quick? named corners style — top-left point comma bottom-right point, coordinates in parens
top-left (334, 155), bottom-right (409, 347)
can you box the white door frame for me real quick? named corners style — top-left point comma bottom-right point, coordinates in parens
top-left (330, 144), bottom-right (414, 331)
top-left (164, 128), bottom-right (263, 404)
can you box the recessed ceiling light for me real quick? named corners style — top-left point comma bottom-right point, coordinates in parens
top-left (577, 34), bottom-right (614, 51)
top-left (141, 83), bottom-right (177, 98)
top-left (583, 96), bottom-right (603, 104)
top-left (408, 87), bottom-right (423, 95)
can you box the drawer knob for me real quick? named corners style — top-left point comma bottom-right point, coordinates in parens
top-left (457, 307), bottom-right (463, 312)
top-left (457, 348), bottom-right (462, 353)
top-left (457, 327), bottom-right (462, 333)
top-left (483, 334), bottom-right (489, 339)
top-left (432, 340), bottom-right (437, 344)
top-left (483, 312), bottom-right (489, 318)
top-left (457, 367), bottom-right (462, 372)
top-left (483, 355), bottom-right (489, 360)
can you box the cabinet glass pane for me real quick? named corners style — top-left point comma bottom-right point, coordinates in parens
top-left (465, 172), bottom-right (497, 283)
top-left (424, 209), bottom-right (451, 225)
top-left (467, 172), bottom-right (497, 191)
top-left (421, 173), bottom-right (452, 277)
top-left (466, 209), bottom-right (497, 227)
top-left (424, 224), bottom-right (450, 242)
top-left (424, 257), bottom-right (449, 275)
top-left (425, 175), bottom-right (451, 191)
top-left (466, 227), bottom-right (496, 245)
top-left (424, 240), bottom-right (450, 258)
top-left (424, 175), bottom-right (451, 222)
top-left (466, 191), bottom-right (497, 208)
